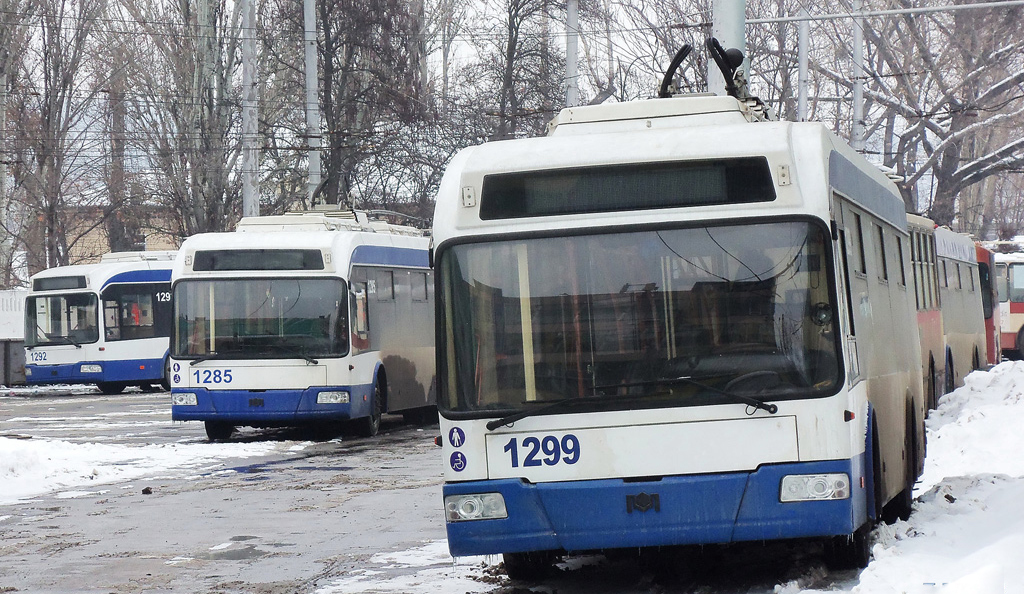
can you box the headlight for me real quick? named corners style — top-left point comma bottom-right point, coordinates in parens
top-left (80, 364), bottom-right (102, 373)
top-left (444, 493), bottom-right (508, 522)
top-left (172, 392), bottom-right (198, 406)
top-left (317, 391), bottom-right (350, 404)
top-left (780, 473), bottom-right (850, 502)
top-left (25, 368), bottom-right (32, 376)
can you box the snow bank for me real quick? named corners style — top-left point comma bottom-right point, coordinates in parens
top-left (0, 435), bottom-right (283, 505)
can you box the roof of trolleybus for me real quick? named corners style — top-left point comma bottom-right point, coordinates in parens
top-left (172, 213), bottom-right (428, 280)
top-left (432, 95), bottom-right (907, 244)
top-left (29, 251), bottom-right (177, 292)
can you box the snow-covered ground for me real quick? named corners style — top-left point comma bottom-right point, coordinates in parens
top-left (5, 362), bottom-right (1024, 593)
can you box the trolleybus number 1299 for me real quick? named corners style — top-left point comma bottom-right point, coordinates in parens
top-left (503, 434), bottom-right (581, 468)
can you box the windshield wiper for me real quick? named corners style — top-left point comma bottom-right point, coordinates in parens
top-left (52, 335), bottom-right (83, 348)
top-left (277, 346), bottom-right (319, 365)
top-left (593, 375), bottom-right (778, 414)
top-left (189, 353), bottom-right (220, 366)
top-left (486, 394), bottom-right (636, 431)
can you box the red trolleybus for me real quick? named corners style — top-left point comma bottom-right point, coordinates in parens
top-left (975, 243), bottom-right (1001, 366)
top-left (907, 215), bottom-right (944, 408)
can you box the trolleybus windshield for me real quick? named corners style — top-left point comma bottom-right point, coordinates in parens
top-left (26, 293), bottom-right (100, 346)
top-left (439, 220), bottom-right (841, 414)
top-left (173, 278), bottom-right (348, 359)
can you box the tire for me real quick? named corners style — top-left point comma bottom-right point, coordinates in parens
top-left (97, 382), bottom-right (126, 395)
top-left (402, 406), bottom-right (438, 425)
top-left (944, 352), bottom-right (955, 394)
top-left (882, 409), bottom-right (917, 524)
top-left (823, 523), bottom-right (872, 570)
top-left (503, 551), bottom-right (558, 580)
top-left (926, 360), bottom-right (938, 411)
top-left (204, 421), bottom-right (234, 441)
top-left (353, 380), bottom-right (384, 437)
top-left (160, 357), bottom-right (171, 391)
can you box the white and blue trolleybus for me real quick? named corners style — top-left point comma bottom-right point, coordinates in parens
top-left (169, 211), bottom-right (436, 440)
top-left (25, 251), bottom-right (177, 393)
top-left (433, 43), bottom-right (926, 576)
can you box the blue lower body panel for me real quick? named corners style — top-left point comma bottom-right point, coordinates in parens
top-left (26, 358), bottom-right (165, 386)
top-left (171, 384), bottom-right (374, 425)
top-left (445, 459), bottom-right (866, 557)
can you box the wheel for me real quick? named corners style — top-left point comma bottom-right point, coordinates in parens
top-left (204, 421), bottom-right (234, 441)
top-left (97, 382), bottom-right (126, 395)
top-left (140, 383), bottom-right (159, 393)
top-left (823, 523), bottom-right (872, 569)
top-left (402, 406), bottom-right (438, 425)
top-left (927, 360), bottom-right (938, 411)
top-left (160, 357), bottom-right (171, 391)
top-left (882, 409), bottom-right (917, 524)
top-left (944, 352), bottom-right (955, 394)
top-left (502, 550), bottom-right (558, 580)
top-left (353, 380), bottom-right (384, 437)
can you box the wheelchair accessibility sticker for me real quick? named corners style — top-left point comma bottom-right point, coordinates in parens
top-left (450, 451), bottom-right (467, 472)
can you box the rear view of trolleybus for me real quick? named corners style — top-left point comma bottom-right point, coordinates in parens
top-left (25, 251), bottom-right (176, 394)
top-left (169, 211), bottom-right (436, 440)
top-left (432, 72), bottom-right (925, 575)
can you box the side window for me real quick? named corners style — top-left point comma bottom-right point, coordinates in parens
top-left (853, 213), bottom-right (867, 274)
top-left (102, 285), bottom-right (167, 341)
top-left (896, 235), bottom-right (907, 287)
top-left (375, 270), bottom-right (394, 301)
top-left (876, 225), bottom-right (888, 281)
top-left (838, 229), bottom-right (856, 336)
top-left (997, 263), bottom-right (1008, 302)
top-left (350, 281), bottom-right (370, 354)
top-left (411, 271), bottom-right (428, 302)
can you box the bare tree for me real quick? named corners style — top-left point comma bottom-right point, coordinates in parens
top-left (0, 0), bottom-right (34, 284)
top-left (119, 0), bottom-right (243, 237)
top-left (11, 0), bottom-right (113, 273)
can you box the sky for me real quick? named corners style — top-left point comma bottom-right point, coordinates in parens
top-left (4, 362), bottom-right (1024, 593)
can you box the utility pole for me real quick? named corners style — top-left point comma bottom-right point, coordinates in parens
top-left (850, 0), bottom-right (865, 151)
top-left (566, 0), bottom-right (579, 106)
top-left (797, 8), bottom-right (809, 121)
top-left (708, 0), bottom-right (746, 96)
top-left (303, 0), bottom-right (322, 208)
top-left (240, 0), bottom-right (259, 218)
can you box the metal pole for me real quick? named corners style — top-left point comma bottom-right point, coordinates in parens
top-left (566, 0), bottom-right (579, 106)
top-left (709, 0), bottom-right (746, 96)
top-left (797, 8), bottom-right (808, 121)
top-left (240, 0), bottom-right (259, 217)
top-left (303, 0), bottom-right (322, 207)
top-left (851, 0), bottom-right (865, 151)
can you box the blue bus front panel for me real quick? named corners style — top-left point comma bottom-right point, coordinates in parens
top-left (26, 357), bottom-right (165, 386)
top-left (171, 383), bottom-right (375, 423)
top-left (444, 459), bottom-right (863, 557)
